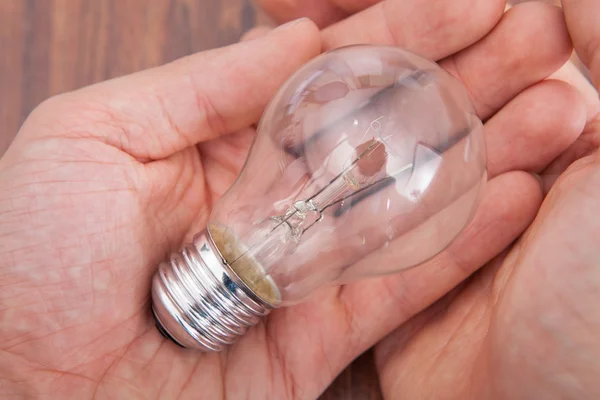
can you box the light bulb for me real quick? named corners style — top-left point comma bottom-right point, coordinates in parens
top-left (151, 45), bottom-right (487, 351)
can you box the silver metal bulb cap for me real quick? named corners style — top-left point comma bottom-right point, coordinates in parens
top-left (151, 230), bottom-right (274, 352)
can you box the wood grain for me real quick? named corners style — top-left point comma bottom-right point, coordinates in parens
top-left (0, 1), bottom-right (383, 399)
top-left (321, 350), bottom-right (383, 400)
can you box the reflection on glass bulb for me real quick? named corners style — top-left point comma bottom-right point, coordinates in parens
top-left (151, 45), bottom-right (487, 351)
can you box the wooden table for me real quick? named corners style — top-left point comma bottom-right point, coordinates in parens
top-left (0, 1), bottom-right (383, 398)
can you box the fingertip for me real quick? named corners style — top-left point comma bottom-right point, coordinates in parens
top-left (445, 2), bottom-right (575, 119)
top-left (543, 79), bottom-right (588, 144)
top-left (484, 79), bottom-right (586, 178)
top-left (473, 0), bottom-right (507, 41)
top-left (268, 17), bottom-right (322, 58)
top-left (496, 171), bottom-right (544, 223)
top-left (323, 0), bottom-right (505, 60)
top-left (509, 3), bottom-right (573, 69)
top-left (549, 61), bottom-right (600, 123)
top-left (538, 80), bottom-right (589, 185)
top-left (240, 26), bottom-right (272, 42)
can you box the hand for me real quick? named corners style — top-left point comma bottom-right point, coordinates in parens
top-left (257, 0), bottom-right (600, 399)
top-left (0, 3), bottom-right (590, 400)
top-left (255, 1), bottom-right (600, 398)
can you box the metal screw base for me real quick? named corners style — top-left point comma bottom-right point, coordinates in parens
top-left (151, 230), bottom-right (273, 352)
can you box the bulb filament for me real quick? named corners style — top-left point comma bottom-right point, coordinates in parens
top-left (271, 137), bottom-right (402, 240)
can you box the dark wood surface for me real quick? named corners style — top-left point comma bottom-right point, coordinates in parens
top-left (0, 1), bottom-right (383, 399)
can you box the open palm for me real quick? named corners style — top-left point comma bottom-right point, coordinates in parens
top-left (0, 1), bottom-right (596, 399)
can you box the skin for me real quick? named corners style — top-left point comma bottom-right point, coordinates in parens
top-left (259, 0), bottom-right (600, 398)
top-left (0, 1), bottom-right (598, 400)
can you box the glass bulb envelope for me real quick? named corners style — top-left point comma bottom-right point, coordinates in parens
top-left (206, 45), bottom-right (487, 306)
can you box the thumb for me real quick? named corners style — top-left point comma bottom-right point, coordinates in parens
top-left (27, 18), bottom-right (321, 161)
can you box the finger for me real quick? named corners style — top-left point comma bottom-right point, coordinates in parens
top-left (563, 0), bottom-right (600, 87)
top-left (321, 0), bottom-right (506, 59)
top-left (263, 171), bottom-right (542, 396)
top-left (550, 61), bottom-right (600, 122)
top-left (506, 1), bottom-right (599, 122)
top-left (29, 19), bottom-right (321, 161)
top-left (439, 3), bottom-right (573, 120)
top-left (484, 79), bottom-right (587, 178)
top-left (240, 26), bottom-right (272, 41)
top-left (329, 0), bottom-right (380, 13)
top-left (254, 0), bottom-right (347, 28)
top-left (540, 114), bottom-right (600, 192)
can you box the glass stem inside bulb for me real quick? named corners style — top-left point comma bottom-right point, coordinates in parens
top-left (310, 173), bottom-right (355, 211)
top-left (240, 138), bottom-right (391, 261)
top-left (219, 138), bottom-right (406, 301)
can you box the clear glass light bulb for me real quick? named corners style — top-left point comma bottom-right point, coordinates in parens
top-left (151, 45), bottom-right (487, 351)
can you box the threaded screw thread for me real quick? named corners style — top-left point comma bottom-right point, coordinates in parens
top-left (151, 231), bottom-right (273, 352)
